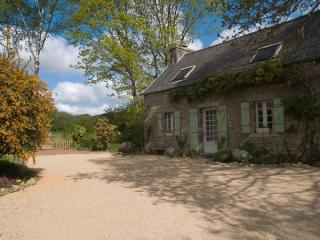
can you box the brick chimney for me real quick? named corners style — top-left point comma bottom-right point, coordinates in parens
top-left (168, 45), bottom-right (194, 66)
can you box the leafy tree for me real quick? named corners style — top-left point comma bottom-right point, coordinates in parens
top-left (0, 0), bottom-right (25, 65)
top-left (67, 0), bottom-right (215, 101)
top-left (71, 125), bottom-right (86, 144)
top-left (103, 103), bottom-right (145, 151)
top-left (217, 0), bottom-right (320, 38)
top-left (52, 111), bottom-right (97, 136)
top-left (94, 117), bottom-right (119, 149)
top-left (0, 55), bottom-right (56, 160)
top-left (0, 0), bottom-right (67, 75)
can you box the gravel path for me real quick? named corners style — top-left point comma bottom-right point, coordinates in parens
top-left (0, 153), bottom-right (319, 240)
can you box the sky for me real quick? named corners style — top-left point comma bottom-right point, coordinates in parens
top-left (38, 24), bottom-right (229, 116)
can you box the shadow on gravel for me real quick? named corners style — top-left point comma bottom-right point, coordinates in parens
top-left (70, 154), bottom-right (320, 239)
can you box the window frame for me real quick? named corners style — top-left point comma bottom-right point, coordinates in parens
top-left (170, 65), bottom-right (196, 84)
top-left (163, 112), bottom-right (174, 136)
top-left (254, 100), bottom-right (273, 133)
top-left (204, 109), bottom-right (218, 142)
top-left (250, 42), bottom-right (283, 63)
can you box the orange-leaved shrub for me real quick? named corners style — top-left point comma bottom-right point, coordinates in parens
top-left (0, 55), bottom-right (56, 161)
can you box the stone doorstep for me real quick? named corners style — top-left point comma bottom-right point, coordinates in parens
top-left (0, 177), bottom-right (38, 197)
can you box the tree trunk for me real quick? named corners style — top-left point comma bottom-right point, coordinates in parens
top-left (34, 58), bottom-right (40, 76)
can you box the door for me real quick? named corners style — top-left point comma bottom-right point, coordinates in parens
top-left (203, 109), bottom-right (218, 154)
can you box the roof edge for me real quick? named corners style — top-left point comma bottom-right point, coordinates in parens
top-left (141, 54), bottom-right (320, 96)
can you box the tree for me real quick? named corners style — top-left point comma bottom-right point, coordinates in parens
top-left (16, 0), bottom-right (67, 75)
top-left (94, 117), bottom-right (119, 149)
top-left (67, 0), bottom-right (215, 102)
top-left (217, 0), bottom-right (320, 38)
top-left (0, 55), bottom-right (56, 161)
top-left (0, 0), bottom-right (67, 75)
top-left (103, 103), bottom-right (145, 151)
top-left (0, 0), bottom-right (27, 66)
top-left (71, 125), bottom-right (86, 144)
top-left (52, 111), bottom-right (97, 135)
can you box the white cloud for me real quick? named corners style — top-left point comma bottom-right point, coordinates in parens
top-left (40, 36), bottom-right (82, 75)
top-left (188, 39), bottom-right (204, 50)
top-left (53, 82), bottom-right (125, 115)
top-left (211, 26), bottom-right (259, 46)
top-left (20, 35), bottom-right (82, 75)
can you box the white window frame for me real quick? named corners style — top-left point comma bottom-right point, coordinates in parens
top-left (250, 42), bottom-right (283, 63)
top-left (164, 112), bottom-right (174, 136)
top-left (170, 65), bottom-right (196, 84)
top-left (204, 109), bottom-right (218, 142)
top-left (255, 101), bottom-right (273, 133)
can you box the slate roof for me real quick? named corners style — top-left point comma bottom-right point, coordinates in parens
top-left (142, 11), bottom-right (320, 95)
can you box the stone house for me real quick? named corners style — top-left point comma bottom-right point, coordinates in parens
top-left (142, 12), bottom-right (320, 154)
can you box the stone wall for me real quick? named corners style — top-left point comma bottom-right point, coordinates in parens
top-left (143, 62), bottom-right (320, 153)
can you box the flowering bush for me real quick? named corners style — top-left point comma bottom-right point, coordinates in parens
top-left (0, 56), bottom-right (55, 161)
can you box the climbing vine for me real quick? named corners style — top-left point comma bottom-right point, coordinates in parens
top-left (170, 60), bottom-right (320, 164)
top-left (283, 90), bottom-right (320, 163)
top-left (170, 60), bottom-right (304, 102)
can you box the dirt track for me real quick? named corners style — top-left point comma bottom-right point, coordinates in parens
top-left (0, 153), bottom-right (319, 240)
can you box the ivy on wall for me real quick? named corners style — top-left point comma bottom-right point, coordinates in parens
top-left (170, 60), bottom-right (304, 102)
top-left (169, 60), bottom-right (320, 163)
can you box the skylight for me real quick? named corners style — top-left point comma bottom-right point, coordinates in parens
top-left (251, 43), bottom-right (282, 63)
top-left (171, 66), bottom-right (195, 82)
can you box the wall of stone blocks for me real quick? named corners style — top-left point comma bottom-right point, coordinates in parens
top-left (143, 62), bottom-right (320, 153)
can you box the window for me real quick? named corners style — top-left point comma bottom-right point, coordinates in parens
top-left (171, 66), bottom-right (195, 82)
top-left (251, 43), bottom-right (282, 63)
top-left (255, 101), bottom-right (273, 132)
top-left (204, 109), bottom-right (218, 142)
top-left (163, 112), bottom-right (174, 135)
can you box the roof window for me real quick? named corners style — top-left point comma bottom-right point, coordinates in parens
top-left (251, 43), bottom-right (282, 63)
top-left (171, 66), bottom-right (195, 83)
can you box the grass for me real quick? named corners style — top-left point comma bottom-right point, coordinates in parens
top-left (0, 157), bottom-right (39, 181)
top-left (1, 155), bottom-right (22, 164)
top-left (108, 143), bottom-right (121, 152)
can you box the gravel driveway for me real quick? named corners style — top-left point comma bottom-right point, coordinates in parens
top-left (0, 153), bottom-right (319, 240)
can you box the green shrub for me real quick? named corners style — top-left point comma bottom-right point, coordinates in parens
top-left (1, 155), bottom-right (22, 164)
top-left (71, 125), bottom-right (86, 146)
top-left (103, 104), bottom-right (145, 152)
top-left (0, 159), bottom-right (39, 180)
top-left (108, 143), bottom-right (120, 152)
top-left (176, 135), bottom-right (188, 156)
top-left (94, 117), bottom-right (120, 149)
top-left (239, 141), bottom-right (258, 157)
top-left (262, 148), bottom-right (290, 165)
top-left (76, 134), bottom-right (95, 150)
top-left (212, 149), bottom-right (233, 163)
top-left (238, 141), bottom-right (291, 165)
top-left (187, 150), bottom-right (200, 159)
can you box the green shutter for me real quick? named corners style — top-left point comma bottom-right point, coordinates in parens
top-left (174, 111), bottom-right (180, 136)
top-left (189, 109), bottom-right (199, 151)
top-left (217, 105), bottom-right (228, 148)
top-left (273, 98), bottom-right (285, 133)
top-left (156, 113), bottom-right (163, 137)
top-left (241, 102), bottom-right (251, 134)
